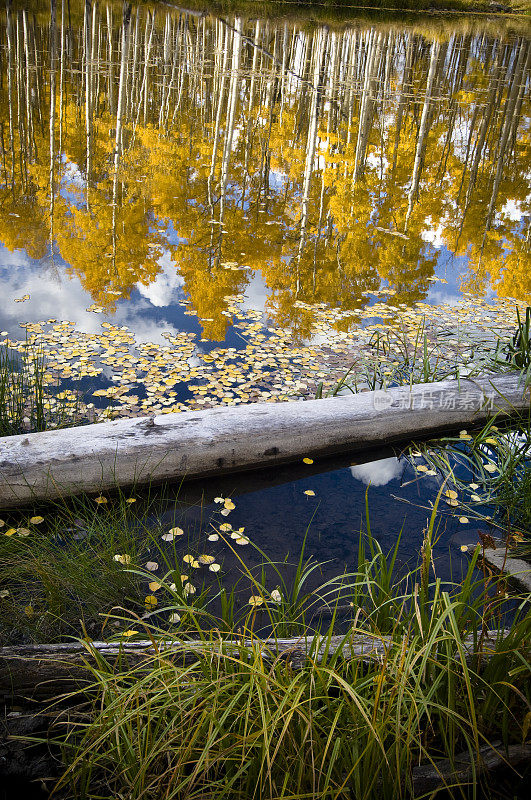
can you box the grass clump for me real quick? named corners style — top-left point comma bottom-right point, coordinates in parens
top-left (5, 492), bottom-right (524, 800)
top-left (0, 338), bottom-right (83, 436)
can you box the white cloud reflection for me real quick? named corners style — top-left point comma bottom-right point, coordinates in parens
top-left (349, 456), bottom-right (403, 487)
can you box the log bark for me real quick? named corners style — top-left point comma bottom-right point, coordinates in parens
top-left (411, 742), bottom-right (531, 794)
top-left (0, 374), bottom-right (528, 508)
top-left (0, 629), bottom-right (511, 700)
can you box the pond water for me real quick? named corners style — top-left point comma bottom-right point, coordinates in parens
top-left (0, 1), bottom-right (530, 594)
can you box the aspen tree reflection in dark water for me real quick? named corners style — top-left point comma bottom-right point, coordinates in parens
top-left (0, 1), bottom-right (529, 341)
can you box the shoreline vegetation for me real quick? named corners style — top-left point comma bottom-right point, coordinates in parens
top-left (163, 0), bottom-right (531, 20)
top-left (0, 493), bottom-right (529, 797)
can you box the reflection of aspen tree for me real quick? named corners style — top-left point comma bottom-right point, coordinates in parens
top-left (405, 40), bottom-right (440, 230)
top-left (49, 0), bottom-right (57, 246)
top-left (484, 40), bottom-right (529, 232)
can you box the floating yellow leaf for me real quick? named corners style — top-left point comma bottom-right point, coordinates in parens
top-left (470, 494), bottom-right (481, 502)
top-left (198, 555), bottom-right (215, 565)
top-left (144, 595), bottom-right (158, 607)
top-left (444, 490), bottom-right (458, 500)
top-left (29, 516), bottom-right (44, 524)
top-left (219, 523), bottom-right (232, 532)
top-left (209, 563), bottom-right (221, 572)
top-left (121, 630), bottom-right (139, 637)
top-left (183, 583), bottom-right (196, 595)
top-left (459, 517), bottom-right (469, 524)
top-left (270, 589), bottom-right (281, 603)
top-left (304, 490), bottom-right (315, 497)
top-left (169, 613), bottom-right (181, 623)
top-left (148, 581), bottom-right (161, 592)
top-left (223, 499), bottom-right (235, 510)
top-left (125, 498), bottom-right (136, 504)
top-left (113, 554), bottom-right (131, 565)
top-left (183, 554), bottom-right (195, 564)
top-left (469, 483), bottom-right (479, 490)
top-left (208, 534), bottom-right (219, 541)
top-left (416, 465), bottom-right (429, 472)
top-left (145, 561), bottom-right (159, 572)
top-left (460, 545), bottom-right (469, 552)
top-left (0, 590), bottom-right (10, 599)
top-left (169, 527), bottom-right (184, 536)
top-left (4, 528), bottom-right (16, 537)
top-left (484, 438), bottom-right (498, 446)
top-left (17, 528), bottom-right (31, 537)
top-left (248, 596), bottom-right (264, 607)
top-left (94, 496), bottom-right (108, 504)
top-left (0, 520), bottom-right (4, 528)
top-left (484, 463), bottom-right (498, 473)
top-left (303, 458), bottom-right (314, 464)
top-left (235, 537), bottom-right (249, 545)
top-left (214, 497), bottom-right (224, 504)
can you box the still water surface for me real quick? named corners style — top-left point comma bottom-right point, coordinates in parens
top-left (0, 1), bottom-right (529, 587)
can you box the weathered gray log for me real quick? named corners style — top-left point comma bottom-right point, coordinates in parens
top-left (472, 543), bottom-right (531, 593)
top-left (411, 742), bottom-right (531, 794)
top-left (0, 374), bottom-right (528, 508)
top-left (0, 629), bottom-right (511, 699)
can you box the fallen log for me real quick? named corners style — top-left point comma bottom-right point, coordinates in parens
top-left (0, 629), bottom-right (511, 700)
top-left (411, 742), bottom-right (531, 794)
top-left (0, 374), bottom-right (528, 508)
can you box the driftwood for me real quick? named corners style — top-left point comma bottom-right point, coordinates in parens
top-left (0, 629), bottom-right (511, 700)
top-left (0, 374), bottom-right (528, 508)
top-left (411, 742), bottom-right (531, 794)
top-left (477, 545), bottom-right (531, 593)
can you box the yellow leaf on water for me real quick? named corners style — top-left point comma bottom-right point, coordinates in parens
top-left (460, 545), bottom-right (469, 552)
top-left (235, 537), bottom-right (249, 546)
top-left (198, 555), bottom-right (215, 565)
top-left (183, 583), bottom-right (196, 595)
top-left (446, 499), bottom-right (459, 507)
top-left (0, 520), bottom-right (4, 528)
top-left (470, 494), bottom-right (481, 502)
top-left (219, 523), bottom-right (232, 532)
top-left (183, 554), bottom-right (195, 564)
top-left (209, 563), bottom-right (221, 572)
top-left (208, 534), bottom-right (219, 541)
top-left (0, 590), bottom-right (10, 599)
top-left (148, 581), bottom-right (161, 592)
top-left (248, 596), bottom-right (264, 608)
top-left (168, 527), bottom-right (184, 537)
top-left (121, 630), bottom-right (139, 637)
top-left (304, 490), bottom-right (315, 497)
top-left (29, 516), bottom-right (44, 524)
top-left (4, 528), bottom-right (16, 537)
top-left (17, 528), bottom-right (31, 537)
top-left (94, 496), bottom-right (108, 504)
top-left (303, 458), bottom-right (314, 464)
top-left (444, 490), bottom-right (458, 500)
top-left (125, 498), bottom-right (136, 504)
top-left (224, 499), bottom-right (235, 510)
top-left (484, 438), bottom-right (498, 446)
top-left (484, 463), bottom-right (498, 473)
top-left (459, 517), bottom-right (469, 524)
top-left (145, 561), bottom-right (159, 571)
top-left (144, 595), bottom-right (158, 607)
